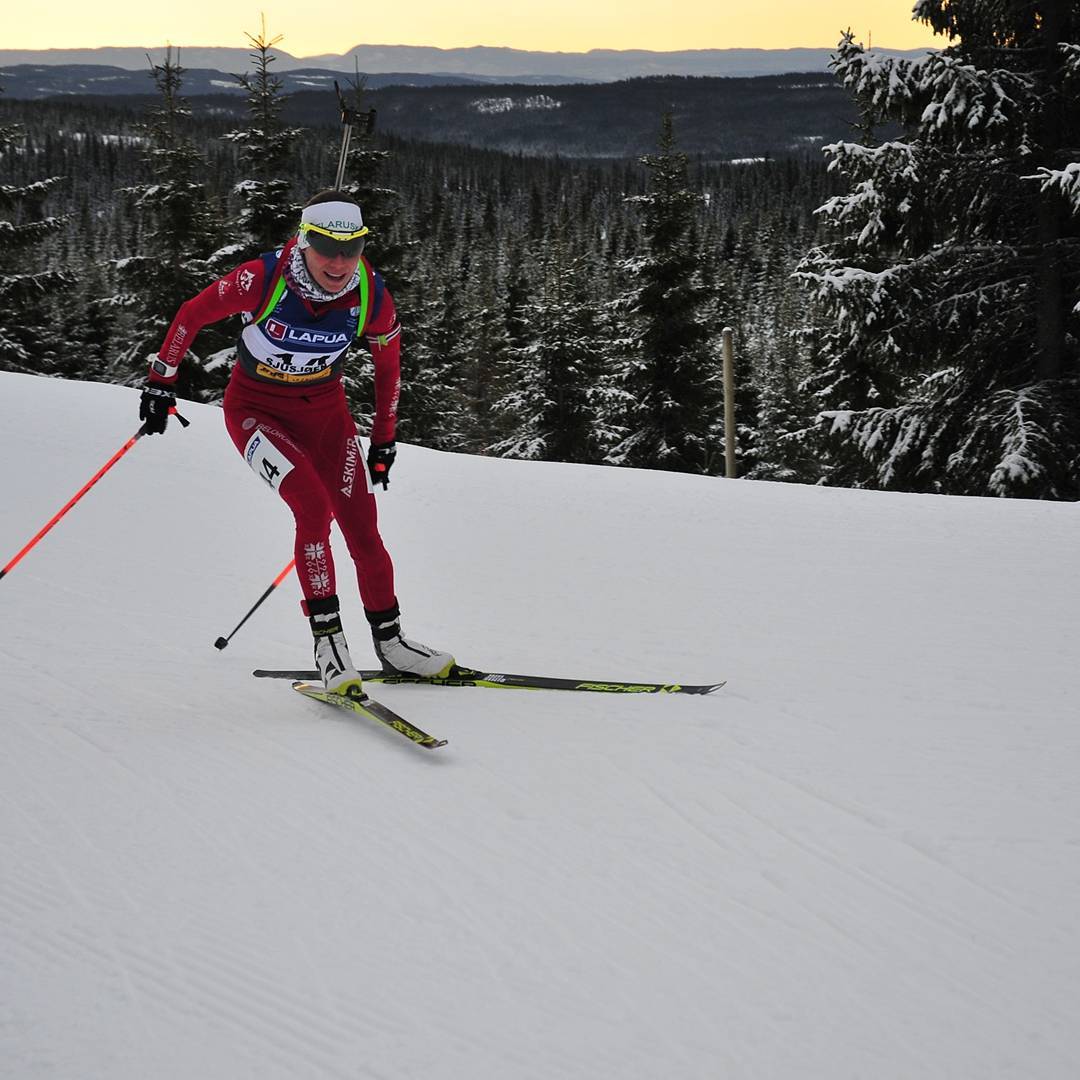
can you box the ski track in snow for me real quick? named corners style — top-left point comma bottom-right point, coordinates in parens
top-left (2, 372), bottom-right (1080, 1079)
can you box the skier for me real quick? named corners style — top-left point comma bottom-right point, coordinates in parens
top-left (139, 189), bottom-right (454, 694)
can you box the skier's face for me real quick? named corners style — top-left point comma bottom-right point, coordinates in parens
top-left (302, 246), bottom-right (362, 293)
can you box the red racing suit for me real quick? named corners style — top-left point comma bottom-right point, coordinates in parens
top-left (152, 239), bottom-right (401, 613)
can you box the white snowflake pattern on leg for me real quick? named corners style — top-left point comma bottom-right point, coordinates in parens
top-left (303, 541), bottom-right (332, 596)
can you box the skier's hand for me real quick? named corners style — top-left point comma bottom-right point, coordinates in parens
top-left (367, 440), bottom-right (396, 489)
top-left (139, 383), bottom-right (175, 435)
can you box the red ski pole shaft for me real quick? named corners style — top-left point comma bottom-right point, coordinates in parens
top-left (0, 428), bottom-right (146, 583)
top-left (213, 558), bottom-right (297, 649)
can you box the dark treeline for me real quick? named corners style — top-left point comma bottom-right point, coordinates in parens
top-left (2, 68), bottom-right (864, 160)
top-left (0, 80), bottom-right (833, 482)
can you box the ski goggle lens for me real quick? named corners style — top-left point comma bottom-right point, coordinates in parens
top-left (300, 223), bottom-right (368, 258)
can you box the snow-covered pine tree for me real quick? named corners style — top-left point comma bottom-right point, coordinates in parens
top-left (109, 49), bottom-right (224, 398)
top-left (457, 238), bottom-right (513, 455)
top-left (799, 8), bottom-right (1080, 498)
top-left (610, 112), bottom-right (721, 473)
top-left (219, 21), bottom-right (301, 265)
top-left (396, 276), bottom-right (470, 450)
top-left (456, 248), bottom-right (532, 453)
top-left (489, 215), bottom-right (608, 463)
top-left (0, 80), bottom-right (71, 375)
top-left (726, 194), bottom-right (818, 482)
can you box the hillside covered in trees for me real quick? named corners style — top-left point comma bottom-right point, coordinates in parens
top-left (0, 68), bottom-right (862, 160)
top-left (1, 58), bottom-right (830, 482)
top-left (2, 2), bottom-right (1078, 498)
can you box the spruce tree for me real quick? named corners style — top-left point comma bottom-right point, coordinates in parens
top-left (397, 277), bottom-right (469, 450)
top-left (220, 21), bottom-right (302, 264)
top-left (799, 9), bottom-right (1080, 498)
top-left (110, 49), bottom-right (223, 397)
top-left (0, 81), bottom-right (71, 375)
top-left (489, 229), bottom-right (606, 463)
top-left (458, 243), bottom-right (513, 454)
top-left (609, 112), bottom-right (721, 473)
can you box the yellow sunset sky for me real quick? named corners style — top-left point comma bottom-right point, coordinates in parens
top-left (7, 1), bottom-right (942, 55)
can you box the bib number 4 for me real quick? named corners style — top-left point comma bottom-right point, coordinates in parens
top-left (243, 429), bottom-right (295, 492)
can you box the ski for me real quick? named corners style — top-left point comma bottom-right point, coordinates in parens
top-left (257, 665), bottom-right (725, 696)
top-left (291, 682), bottom-right (448, 749)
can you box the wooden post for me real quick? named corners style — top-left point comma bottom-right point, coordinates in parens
top-left (722, 327), bottom-right (737, 478)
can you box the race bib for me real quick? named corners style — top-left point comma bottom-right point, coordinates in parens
top-left (244, 429), bottom-right (295, 492)
top-left (253, 363), bottom-right (334, 384)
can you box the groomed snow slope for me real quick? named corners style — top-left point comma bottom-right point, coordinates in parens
top-left (1, 371), bottom-right (1078, 1079)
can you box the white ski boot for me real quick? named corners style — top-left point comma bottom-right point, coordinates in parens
top-left (366, 602), bottom-right (455, 678)
top-left (307, 596), bottom-right (364, 695)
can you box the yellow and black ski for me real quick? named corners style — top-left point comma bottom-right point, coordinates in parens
top-left (292, 682), bottom-right (448, 749)
top-left (259, 666), bottom-right (725, 696)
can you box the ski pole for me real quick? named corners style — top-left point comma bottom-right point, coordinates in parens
top-left (214, 558), bottom-right (296, 649)
top-left (1, 427), bottom-right (147, 583)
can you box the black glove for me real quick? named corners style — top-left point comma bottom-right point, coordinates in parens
top-left (139, 383), bottom-right (175, 435)
top-left (367, 440), bottom-right (396, 489)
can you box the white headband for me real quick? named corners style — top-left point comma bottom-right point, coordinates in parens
top-left (300, 200), bottom-right (364, 234)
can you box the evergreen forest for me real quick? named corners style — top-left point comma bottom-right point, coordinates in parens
top-left (2, 2), bottom-right (1079, 498)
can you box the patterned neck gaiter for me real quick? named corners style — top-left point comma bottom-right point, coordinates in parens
top-left (286, 244), bottom-right (360, 303)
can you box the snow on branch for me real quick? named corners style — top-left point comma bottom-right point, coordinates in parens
top-left (830, 34), bottom-right (933, 115)
top-left (917, 55), bottom-right (1033, 138)
top-left (1062, 43), bottom-right (1080, 79)
top-left (821, 140), bottom-right (919, 177)
top-left (0, 176), bottom-right (65, 209)
top-left (805, 262), bottom-right (902, 298)
top-left (816, 142), bottom-right (921, 247)
top-left (1024, 162), bottom-right (1080, 214)
top-left (831, 34), bottom-right (1035, 146)
top-left (818, 402), bottom-right (933, 488)
top-left (951, 382), bottom-right (1080, 498)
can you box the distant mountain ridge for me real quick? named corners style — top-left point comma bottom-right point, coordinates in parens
top-left (0, 43), bottom-right (932, 82)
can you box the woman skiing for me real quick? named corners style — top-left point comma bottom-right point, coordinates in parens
top-left (139, 189), bottom-right (454, 693)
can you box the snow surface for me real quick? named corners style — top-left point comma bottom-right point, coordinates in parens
top-left (2, 371), bottom-right (1079, 1079)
